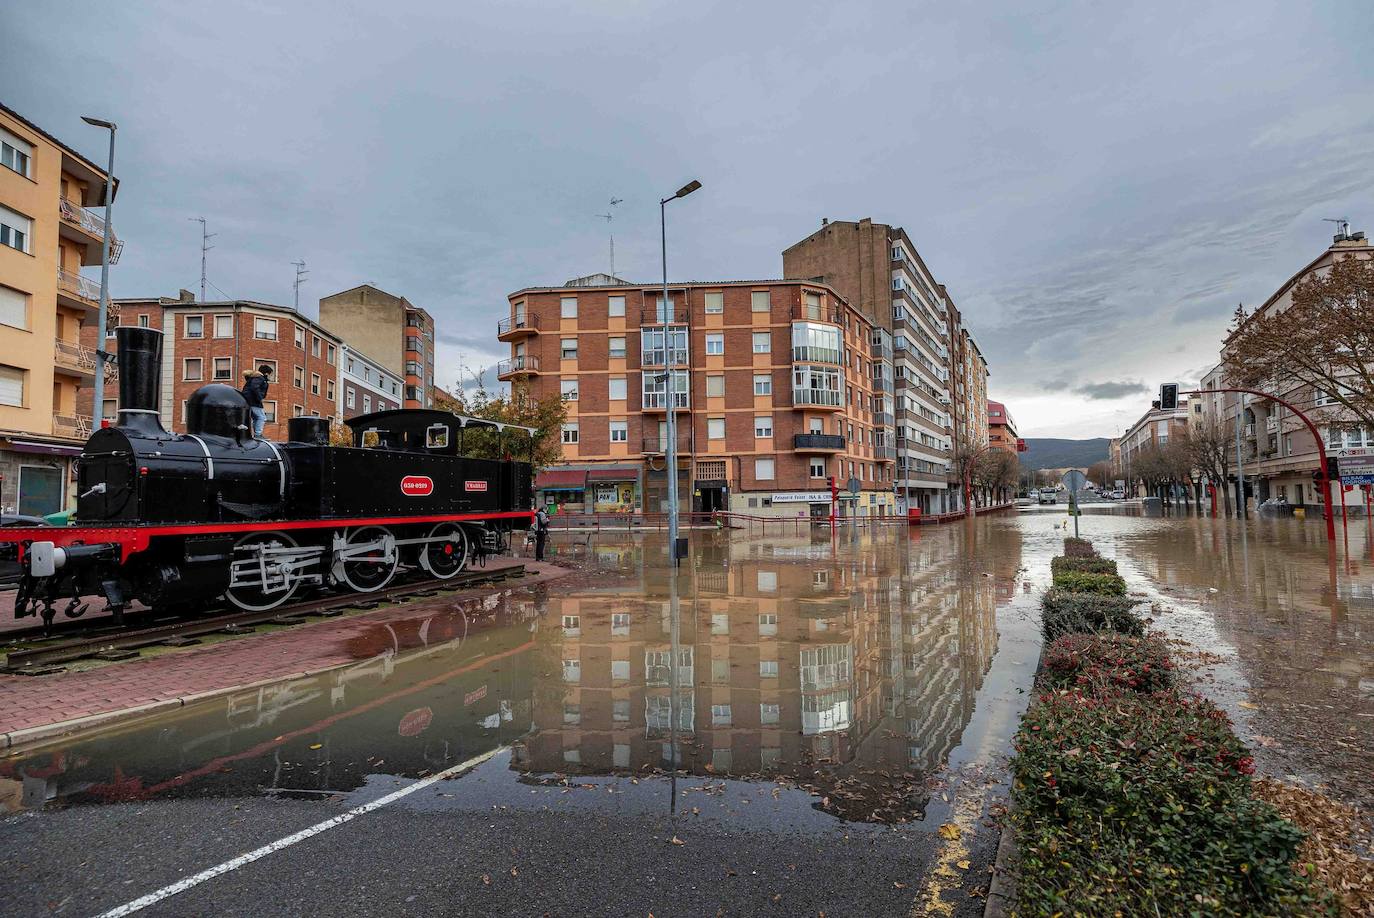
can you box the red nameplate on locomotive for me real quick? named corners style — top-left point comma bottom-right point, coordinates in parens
top-left (400, 475), bottom-right (435, 496)
top-left (465, 481), bottom-right (489, 492)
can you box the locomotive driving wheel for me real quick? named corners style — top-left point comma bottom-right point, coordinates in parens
top-left (333, 526), bottom-right (400, 593)
top-left (226, 531), bottom-right (304, 612)
top-left (419, 522), bottom-right (469, 580)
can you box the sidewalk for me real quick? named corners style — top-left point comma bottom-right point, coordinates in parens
top-left (0, 558), bottom-right (569, 750)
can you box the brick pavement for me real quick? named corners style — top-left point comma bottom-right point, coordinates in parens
top-left (0, 558), bottom-right (568, 748)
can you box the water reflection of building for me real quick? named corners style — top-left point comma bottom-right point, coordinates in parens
top-left (515, 529), bottom-right (1010, 783)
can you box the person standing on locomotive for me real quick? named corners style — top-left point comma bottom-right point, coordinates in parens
top-left (241, 364), bottom-right (273, 438)
top-left (533, 503), bottom-right (551, 561)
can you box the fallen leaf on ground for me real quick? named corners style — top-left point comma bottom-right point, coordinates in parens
top-left (670, 836), bottom-right (685, 846)
top-left (309, 743), bottom-right (323, 750)
top-left (1238, 701), bottom-right (1260, 710)
top-left (938, 823), bottom-right (960, 840)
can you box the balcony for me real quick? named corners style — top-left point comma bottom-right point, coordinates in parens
top-left (53, 337), bottom-right (97, 379)
top-left (793, 433), bottom-right (845, 452)
top-left (871, 377), bottom-right (893, 394)
top-left (52, 414), bottom-right (93, 440)
top-left (873, 411), bottom-right (895, 427)
top-left (1266, 416), bottom-right (1279, 434)
top-left (874, 445), bottom-right (898, 461)
top-left (792, 388), bottom-right (843, 410)
top-left (791, 346), bottom-right (842, 365)
top-left (638, 305), bottom-right (691, 325)
top-left (641, 348), bottom-right (690, 368)
top-left (642, 391), bottom-right (689, 413)
top-left (56, 268), bottom-right (101, 312)
top-left (58, 199), bottom-right (118, 264)
top-left (497, 313), bottom-right (540, 341)
top-left (497, 355), bottom-right (542, 380)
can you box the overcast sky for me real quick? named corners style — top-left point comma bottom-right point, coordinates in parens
top-left (7, 1), bottom-right (1373, 437)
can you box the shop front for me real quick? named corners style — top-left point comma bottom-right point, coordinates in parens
top-left (586, 466), bottom-right (641, 513)
top-left (0, 438), bottom-right (82, 518)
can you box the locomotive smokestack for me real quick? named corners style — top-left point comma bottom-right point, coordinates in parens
top-left (115, 325), bottom-right (167, 435)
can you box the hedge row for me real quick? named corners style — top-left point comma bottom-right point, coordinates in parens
top-left (1049, 555), bottom-right (1118, 577)
top-left (1011, 538), bottom-right (1332, 915)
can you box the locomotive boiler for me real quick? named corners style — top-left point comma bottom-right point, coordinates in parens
top-left (0, 326), bottom-right (534, 628)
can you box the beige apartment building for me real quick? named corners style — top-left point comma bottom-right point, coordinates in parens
top-left (783, 218), bottom-right (990, 514)
top-left (319, 284), bottom-right (435, 409)
top-left (498, 275), bottom-right (896, 518)
top-left (0, 103), bottom-right (117, 516)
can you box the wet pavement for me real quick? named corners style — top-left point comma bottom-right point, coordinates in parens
top-left (2, 508), bottom-right (1367, 914)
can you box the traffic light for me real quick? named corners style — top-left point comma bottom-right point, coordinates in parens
top-left (1159, 383), bottom-right (1179, 411)
top-left (827, 476), bottom-right (837, 500)
top-left (1315, 458), bottom-right (1340, 483)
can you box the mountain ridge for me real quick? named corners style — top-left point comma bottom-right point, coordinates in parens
top-left (1019, 437), bottom-right (1110, 470)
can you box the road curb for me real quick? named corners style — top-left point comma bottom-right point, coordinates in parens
top-left (982, 818), bottom-right (1018, 918)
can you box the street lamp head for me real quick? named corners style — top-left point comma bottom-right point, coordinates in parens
top-left (81, 116), bottom-right (116, 130)
top-left (673, 179), bottom-right (702, 199)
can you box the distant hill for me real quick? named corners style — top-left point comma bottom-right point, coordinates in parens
top-left (1019, 438), bottom-right (1110, 471)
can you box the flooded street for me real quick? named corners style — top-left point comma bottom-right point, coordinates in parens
top-left (2, 508), bottom-right (1370, 915)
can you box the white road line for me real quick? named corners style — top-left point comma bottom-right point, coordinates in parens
top-left (95, 746), bottom-right (506, 918)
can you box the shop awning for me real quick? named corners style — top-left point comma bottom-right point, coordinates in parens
top-left (7, 440), bottom-right (83, 457)
top-left (586, 466), bottom-right (640, 482)
top-left (535, 469), bottom-right (588, 490)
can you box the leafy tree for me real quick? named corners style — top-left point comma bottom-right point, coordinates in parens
top-left (437, 382), bottom-right (566, 469)
top-left (1224, 254), bottom-right (1374, 430)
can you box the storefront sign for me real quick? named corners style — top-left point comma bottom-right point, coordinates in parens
top-left (771, 492), bottom-right (832, 503)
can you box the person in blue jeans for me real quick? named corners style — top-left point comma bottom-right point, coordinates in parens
top-left (241, 365), bottom-right (273, 438)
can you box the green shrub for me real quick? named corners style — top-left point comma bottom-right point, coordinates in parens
top-left (1040, 589), bottom-right (1143, 640)
top-left (1038, 632), bottom-right (1174, 693)
top-left (1011, 689), bottom-right (1330, 915)
top-left (1052, 569), bottom-right (1127, 595)
top-left (1063, 537), bottom-right (1096, 558)
top-left (1050, 555), bottom-right (1118, 577)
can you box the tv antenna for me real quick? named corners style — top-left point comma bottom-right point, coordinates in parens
top-left (188, 217), bottom-right (216, 302)
top-left (1323, 217), bottom-right (1351, 240)
top-left (292, 259), bottom-right (309, 310)
top-left (595, 197), bottom-right (623, 278)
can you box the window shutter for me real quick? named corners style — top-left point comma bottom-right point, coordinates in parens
top-left (0, 365), bottom-right (24, 406)
top-left (0, 285), bottom-right (27, 329)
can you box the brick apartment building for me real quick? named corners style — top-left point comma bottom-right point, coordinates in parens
top-left (81, 294), bottom-right (400, 440)
top-left (498, 276), bottom-right (897, 518)
top-left (783, 218), bottom-right (991, 514)
top-left (0, 103), bottom-right (116, 515)
top-left (987, 400), bottom-right (1018, 453)
top-left (319, 284), bottom-right (435, 409)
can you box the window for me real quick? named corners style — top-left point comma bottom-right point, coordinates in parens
top-left (609, 336), bottom-right (626, 359)
top-left (711, 659), bottom-right (729, 682)
top-left (753, 373), bottom-right (772, 396)
top-left (363, 394), bottom-right (372, 412)
top-left (561, 338), bottom-right (578, 360)
top-left (0, 205), bottom-right (32, 254)
top-left (562, 422), bottom-right (579, 444)
top-left (611, 660), bottom-right (631, 680)
top-left (609, 377), bottom-right (627, 400)
top-left (294, 325), bottom-right (305, 348)
top-left (792, 322), bottom-right (842, 364)
top-left (562, 659), bottom-right (581, 683)
top-left (0, 364), bottom-right (24, 407)
top-left (643, 372), bottom-right (688, 409)
top-left (760, 660), bottom-right (779, 678)
top-left (610, 420), bottom-right (628, 442)
top-left (755, 457), bottom-right (775, 480)
top-left (184, 315), bottom-right (204, 338)
top-left (0, 285), bottom-right (28, 330)
top-left (263, 400), bottom-right (277, 422)
top-left (293, 405), bottom-right (304, 417)
top-left (608, 295), bottom-right (625, 317)
top-left (102, 398), bottom-right (116, 418)
top-left (752, 331), bottom-right (771, 353)
top-left (641, 326), bottom-right (688, 365)
top-left (803, 290), bottom-right (823, 319)
top-left (755, 415), bottom-right (773, 438)
top-left (612, 699), bottom-right (630, 722)
top-left (556, 296), bottom-right (577, 319)
top-left (810, 458), bottom-right (825, 478)
top-left (293, 366), bottom-right (305, 388)
top-left (759, 613), bottom-right (778, 635)
top-left (562, 614), bottom-right (581, 635)
top-left (757, 570), bottom-right (778, 592)
top-left (214, 315), bottom-right (233, 338)
top-left (213, 357), bottom-right (232, 379)
top-left (311, 336), bottom-right (321, 357)
top-left (254, 317), bottom-right (278, 340)
top-left (711, 704), bottom-right (733, 726)
top-left (704, 291), bottom-right (724, 314)
top-left (560, 379), bottom-right (579, 401)
top-left (760, 703), bottom-right (780, 725)
top-left (751, 290), bottom-right (771, 313)
top-left (326, 379), bottom-right (336, 400)
top-left (705, 333), bottom-right (724, 355)
top-left (612, 612), bottom-right (631, 634)
top-left (1, 127), bottom-right (33, 178)
top-left (326, 343), bottom-right (336, 365)
top-left (708, 417), bottom-right (725, 439)
top-left (706, 374), bottom-right (725, 398)
top-left (311, 373), bottom-right (321, 395)
top-left (183, 358), bottom-right (203, 381)
top-left (711, 613), bottom-right (729, 634)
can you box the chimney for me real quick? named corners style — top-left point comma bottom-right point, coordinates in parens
top-left (821, 217), bottom-right (828, 226)
top-left (178, 289), bottom-right (196, 303)
top-left (115, 326), bottom-right (168, 435)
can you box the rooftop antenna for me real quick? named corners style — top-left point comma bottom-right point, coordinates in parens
top-left (292, 259), bottom-right (309, 311)
top-left (1323, 217), bottom-right (1351, 241)
top-left (595, 197), bottom-right (623, 278)
top-left (188, 217), bottom-right (216, 302)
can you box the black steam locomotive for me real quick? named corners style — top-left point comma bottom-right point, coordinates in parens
top-left (0, 326), bottom-right (534, 628)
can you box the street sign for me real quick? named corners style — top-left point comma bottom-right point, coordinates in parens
top-left (1061, 469), bottom-right (1087, 493)
top-left (1337, 448), bottom-right (1374, 484)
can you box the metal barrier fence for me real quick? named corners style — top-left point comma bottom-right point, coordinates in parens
top-left (544, 502), bottom-right (1018, 534)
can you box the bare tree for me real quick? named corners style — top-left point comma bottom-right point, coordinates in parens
top-left (1188, 414), bottom-right (1233, 515)
top-left (1086, 460), bottom-right (1114, 489)
top-left (1224, 254), bottom-right (1374, 430)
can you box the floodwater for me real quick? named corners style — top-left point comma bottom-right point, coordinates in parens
top-left (3, 506), bottom-right (1368, 823)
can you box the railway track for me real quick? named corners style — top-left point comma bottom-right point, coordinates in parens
top-left (1, 563), bottom-right (528, 674)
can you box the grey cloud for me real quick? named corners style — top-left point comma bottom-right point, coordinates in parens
top-left (1074, 381), bottom-right (1149, 401)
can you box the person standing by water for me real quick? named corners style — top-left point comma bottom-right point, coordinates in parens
top-left (533, 503), bottom-right (551, 561)
top-left (241, 365), bottom-right (273, 438)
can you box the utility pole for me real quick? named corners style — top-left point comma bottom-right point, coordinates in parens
top-left (1234, 393), bottom-right (1247, 518)
top-left (292, 259), bottom-right (309, 311)
top-left (188, 217), bottom-right (215, 302)
top-left (595, 197), bottom-right (623, 278)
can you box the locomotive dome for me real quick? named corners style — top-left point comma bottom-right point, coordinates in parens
top-left (187, 383), bottom-right (249, 438)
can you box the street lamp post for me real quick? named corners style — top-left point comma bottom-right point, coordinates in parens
top-left (81, 116), bottom-right (116, 427)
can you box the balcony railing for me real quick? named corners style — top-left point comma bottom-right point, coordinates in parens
top-left (638, 306), bottom-right (691, 325)
top-left (790, 305), bottom-right (843, 324)
top-left (874, 445), bottom-right (898, 461)
top-left (793, 433), bottom-right (845, 451)
top-left (873, 411), bottom-right (895, 427)
top-left (52, 414), bottom-right (92, 439)
top-left (497, 313), bottom-right (540, 337)
top-left (59, 198), bottom-right (114, 242)
top-left (641, 431), bottom-right (692, 454)
top-left (791, 346), bottom-right (842, 365)
top-left (792, 388), bottom-right (842, 408)
top-left (497, 355), bottom-right (541, 378)
top-left (642, 391), bottom-right (689, 410)
top-left (53, 337), bottom-right (97, 376)
top-left (871, 376), bottom-right (893, 393)
top-left (56, 268), bottom-right (101, 305)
